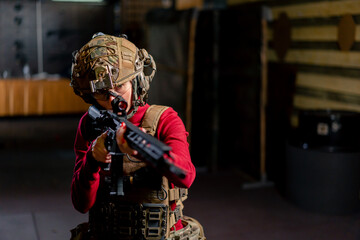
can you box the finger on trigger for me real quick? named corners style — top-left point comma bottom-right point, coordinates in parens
top-left (101, 131), bottom-right (108, 139)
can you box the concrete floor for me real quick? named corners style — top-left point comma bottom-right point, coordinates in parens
top-left (0, 116), bottom-right (359, 240)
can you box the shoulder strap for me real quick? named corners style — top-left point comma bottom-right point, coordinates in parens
top-left (141, 105), bottom-right (169, 136)
top-left (141, 105), bottom-right (191, 236)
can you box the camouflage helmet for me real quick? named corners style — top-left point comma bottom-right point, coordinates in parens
top-left (70, 32), bottom-right (156, 112)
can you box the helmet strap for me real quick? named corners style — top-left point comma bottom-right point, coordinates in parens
top-left (126, 80), bottom-right (140, 119)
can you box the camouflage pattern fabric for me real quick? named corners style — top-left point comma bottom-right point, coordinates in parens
top-left (71, 34), bottom-right (137, 96)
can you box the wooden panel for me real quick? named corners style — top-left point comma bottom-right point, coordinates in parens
top-left (8, 81), bottom-right (25, 116)
top-left (268, 49), bottom-right (360, 68)
top-left (271, 0), bottom-right (360, 19)
top-left (0, 81), bottom-right (7, 116)
top-left (43, 81), bottom-right (61, 114)
top-left (176, 0), bottom-right (203, 10)
top-left (22, 81), bottom-right (43, 115)
top-left (267, 1), bottom-right (360, 115)
top-left (268, 25), bottom-right (360, 41)
top-left (28, 81), bottom-right (43, 115)
top-left (294, 94), bottom-right (360, 112)
top-left (296, 73), bottom-right (360, 95)
top-left (42, 80), bottom-right (89, 114)
top-left (0, 79), bottom-right (89, 117)
top-left (227, 0), bottom-right (263, 5)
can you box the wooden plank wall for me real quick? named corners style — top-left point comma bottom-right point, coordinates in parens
top-left (266, 0), bottom-right (360, 119)
top-left (229, 0), bottom-right (360, 124)
top-left (225, 0), bottom-right (360, 183)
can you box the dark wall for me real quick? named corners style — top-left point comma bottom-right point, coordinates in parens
top-left (146, 9), bottom-right (192, 122)
top-left (0, 1), bottom-right (114, 78)
top-left (191, 6), bottom-right (262, 174)
top-left (42, 2), bottom-right (114, 76)
top-left (266, 62), bottom-right (296, 189)
top-left (0, 1), bottom-right (37, 78)
top-left (1, 1), bottom-right (290, 179)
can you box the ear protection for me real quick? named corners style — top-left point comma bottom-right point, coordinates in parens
top-left (133, 48), bottom-right (156, 107)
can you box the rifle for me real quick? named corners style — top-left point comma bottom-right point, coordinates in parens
top-left (87, 95), bottom-right (186, 196)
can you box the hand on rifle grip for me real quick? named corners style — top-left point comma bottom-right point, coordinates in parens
top-left (91, 131), bottom-right (112, 163)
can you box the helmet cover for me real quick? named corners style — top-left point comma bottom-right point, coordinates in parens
top-left (70, 33), bottom-right (156, 108)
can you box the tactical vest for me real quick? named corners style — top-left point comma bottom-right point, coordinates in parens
top-left (83, 105), bottom-right (205, 240)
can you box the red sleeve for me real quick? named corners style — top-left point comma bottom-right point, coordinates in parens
top-left (71, 113), bottom-right (101, 213)
top-left (156, 108), bottom-right (196, 188)
top-left (71, 108), bottom-right (196, 214)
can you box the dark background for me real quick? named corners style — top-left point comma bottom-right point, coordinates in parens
top-left (0, 0), bottom-right (359, 239)
top-left (0, 0), bottom-right (271, 178)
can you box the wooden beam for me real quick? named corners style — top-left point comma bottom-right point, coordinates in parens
top-left (271, 0), bottom-right (360, 19)
top-left (292, 26), bottom-right (339, 41)
top-left (268, 25), bottom-right (360, 42)
top-left (296, 72), bottom-right (360, 95)
top-left (185, 9), bottom-right (199, 142)
top-left (260, 17), bottom-right (268, 180)
top-left (268, 49), bottom-right (360, 68)
top-left (294, 94), bottom-right (360, 112)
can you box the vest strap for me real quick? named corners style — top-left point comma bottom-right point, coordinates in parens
top-left (142, 105), bottom-right (169, 136)
top-left (169, 188), bottom-right (188, 202)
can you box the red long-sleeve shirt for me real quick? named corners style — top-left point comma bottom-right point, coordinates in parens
top-left (71, 104), bottom-right (196, 230)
